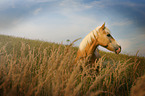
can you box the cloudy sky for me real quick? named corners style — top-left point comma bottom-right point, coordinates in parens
top-left (0, 0), bottom-right (145, 56)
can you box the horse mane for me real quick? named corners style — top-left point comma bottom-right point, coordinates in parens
top-left (79, 26), bottom-right (100, 51)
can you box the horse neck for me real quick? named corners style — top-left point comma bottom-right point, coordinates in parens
top-left (84, 37), bottom-right (99, 56)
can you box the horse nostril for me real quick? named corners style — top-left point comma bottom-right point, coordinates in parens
top-left (119, 46), bottom-right (121, 50)
top-left (115, 46), bottom-right (121, 54)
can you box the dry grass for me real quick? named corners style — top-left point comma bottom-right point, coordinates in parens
top-left (131, 74), bottom-right (145, 96)
top-left (0, 35), bottom-right (145, 96)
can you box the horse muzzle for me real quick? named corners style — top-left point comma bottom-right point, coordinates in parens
top-left (115, 46), bottom-right (121, 54)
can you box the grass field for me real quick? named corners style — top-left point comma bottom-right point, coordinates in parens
top-left (0, 34), bottom-right (145, 96)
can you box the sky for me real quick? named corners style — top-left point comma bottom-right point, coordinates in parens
top-left (0, 0), bottom-right (145, 56)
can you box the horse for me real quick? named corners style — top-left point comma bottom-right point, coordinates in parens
top-left (75, 23), bottom-right (121, 63)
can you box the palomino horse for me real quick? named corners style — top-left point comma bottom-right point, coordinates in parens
top-left (75, 23), bottom-right (121, 63)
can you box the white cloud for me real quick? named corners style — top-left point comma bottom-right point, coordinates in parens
top-left (0, 0), bottom-right (13, 10)
top-left (110, 20), bottom-right (133, 27)
top-left (130, 34), bottom-right (145, 41)
top-left (118, 39), bottom-right (132, 50)
top-left (89, 0), bottom-right (107, 8)
top-left (59, 0), bottom-right (92, 12)
top-left (33, 8), bottom-right (42, 15)
top-left (122, 2), bottom-right (145, 16)
top-left (35, 0), bottom-right (57, 2)
top-left (121, 2), bottom-right (145, 7)
top-left (117, 33), bottom-right (145, 56)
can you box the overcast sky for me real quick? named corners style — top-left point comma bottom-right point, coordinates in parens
top-left (0, 0), bottom-right (145, 56)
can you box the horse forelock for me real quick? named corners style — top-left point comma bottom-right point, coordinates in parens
top-left (96, 26), bottom-right (111, 34)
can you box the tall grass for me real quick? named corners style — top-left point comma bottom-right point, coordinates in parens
top-left (131, 75), bottom-right (145, 96)
top-left (0, 35), bottom-right (145, 96)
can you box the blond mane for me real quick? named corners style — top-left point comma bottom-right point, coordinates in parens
top-left (79, 26), bottom-right (100, 51)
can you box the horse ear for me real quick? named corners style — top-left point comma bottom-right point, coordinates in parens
top-left (101, 22), bottom-right (105, 30)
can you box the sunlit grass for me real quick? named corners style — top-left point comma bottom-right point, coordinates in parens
top-left (0, 35), bottom-right (145, 96)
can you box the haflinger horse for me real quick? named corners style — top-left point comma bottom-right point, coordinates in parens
top-left (75, 23), bottom-right (121, 63)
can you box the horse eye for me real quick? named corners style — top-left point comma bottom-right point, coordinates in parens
top-left (107, 34), bottom-right (111, 37)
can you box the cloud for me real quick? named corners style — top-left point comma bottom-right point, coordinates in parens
top-left (35, 0), bottom-right (58, 2)
top-left (118, 39), bottom-right (132, 50)
top-left (110, 20), bottom-right (133, 27)
top-left (89, 0), bottom-right (145, 27)
top-left (0, 0), bottom-right (145, 57)
top-left (59, 0), bottom-right (92, 12)
top-left (118, 33), bottom-right (145, 56)
top-left (0, 0), bottom-right (46, 30)
top-left (33, 8), bottom-right (42, 15)
top-left (0, 10), bottom-right (98, 44)
top-left (122, 2), bottom-right (145, 7)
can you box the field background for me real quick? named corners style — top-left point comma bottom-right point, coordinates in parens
top-left (0, 34), bottom-right (145, 96)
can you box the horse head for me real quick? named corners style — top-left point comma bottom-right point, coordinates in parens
top-left (96, 23), bottom-right (121, 54)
